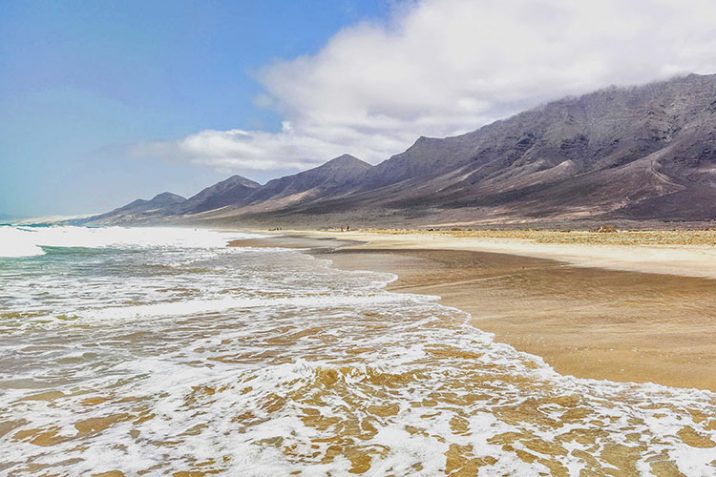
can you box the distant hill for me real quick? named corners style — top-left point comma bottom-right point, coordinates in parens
top-left (174, 175), bottom-right (260, 215)
top-left (83, 192), bottom-right (186, 225)
top-left (86, 74), bottom-right (716, 228)
top-left (85, 155), bottom-right (373, 225)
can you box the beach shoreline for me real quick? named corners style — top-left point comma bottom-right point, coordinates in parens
top-left (231, 229), bottom-right (716, 391)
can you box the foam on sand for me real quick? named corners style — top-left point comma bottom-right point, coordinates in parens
top-left (1, 227), bottom-right (714, 475)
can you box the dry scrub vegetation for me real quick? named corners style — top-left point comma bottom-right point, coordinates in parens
top-left (357, 228), bottom-right (716, 247)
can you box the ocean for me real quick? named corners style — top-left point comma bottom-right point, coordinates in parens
top-left (0, 226), bottom-right (714, 476)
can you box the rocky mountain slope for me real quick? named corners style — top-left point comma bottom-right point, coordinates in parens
top-left (231, 154), bottom-right (372, 213)
top-left (174, 175), bottom-right (260, 215)
top-left (87, 74), bottom-right (716, 227)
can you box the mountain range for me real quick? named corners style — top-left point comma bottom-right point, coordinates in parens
top-left (85, 73), bottom-right (716, 228)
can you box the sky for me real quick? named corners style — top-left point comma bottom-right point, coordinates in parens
top-left (2, 0), bottom-right (716, 217)
top-left (0, 0), bottom-right (390, 216)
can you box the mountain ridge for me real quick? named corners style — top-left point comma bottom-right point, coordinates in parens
top-left (85, 73), bottom-right (716, 227)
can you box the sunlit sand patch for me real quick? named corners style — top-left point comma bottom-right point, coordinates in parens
top-left (81, 396), bottom-right (109, 406)
top-left (74, 413), bottom-right (132, 435)
top-left (19, 390), bottom-right (65, 402)
top-left (0, 420), bottom-right (27, 439)
top-left (677, 426), bottom-right (716, 448)
top-left (13, 426), bottom-right (65, 446)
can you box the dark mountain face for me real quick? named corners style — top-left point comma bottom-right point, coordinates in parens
top-left (358, 135), bottom-right (481, 190)
top-left (88, 74), bottom-right (716, 227)
top-left (307, 73), bottom-right (716, 223)
top-left (176, 175), bottom-right (260, 214)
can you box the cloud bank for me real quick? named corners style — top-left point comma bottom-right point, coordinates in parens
top-left (138, 0), bottom-right (716, 174)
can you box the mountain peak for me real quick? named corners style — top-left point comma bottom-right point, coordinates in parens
top-left (150, 192), bottom-right (186, 204)
top-left (176, 174), bottom-right (261, 214)
top-left (222, 175), bottom-right (261, 188)
top-left (319, 154), bottom-right (372, 171)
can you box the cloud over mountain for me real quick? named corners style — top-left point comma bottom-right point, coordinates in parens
top-left (138, 0), bottom-right (716, 173)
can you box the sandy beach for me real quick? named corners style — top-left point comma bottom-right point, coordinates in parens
top-left (299, 229), bottom-right (716, 280)
top-left (234, 230), bottom-right (716, 391)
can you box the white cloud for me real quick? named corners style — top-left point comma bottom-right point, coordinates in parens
top-left (138, 0), bottom-right (716, 173)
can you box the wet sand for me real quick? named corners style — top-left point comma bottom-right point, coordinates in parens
top-left (326, 249), bottom-right (716, 391)
top-left (232, 235), bottom-right (716, 391)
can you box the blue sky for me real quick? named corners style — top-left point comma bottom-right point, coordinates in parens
top-left (0, 0), bottom-right (390, 217)
top-left (3, 0), bottom-right (714, 218)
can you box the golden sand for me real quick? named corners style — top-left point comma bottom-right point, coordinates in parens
top-left (266, 228), bottom-right (716, 280)
top-left (353, 227), bottom-right (716, 247)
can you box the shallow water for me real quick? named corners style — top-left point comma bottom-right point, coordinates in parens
top-left (1, 226), bottom-right (715, 476)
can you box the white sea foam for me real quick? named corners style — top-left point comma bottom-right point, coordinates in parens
top-left (0, 225), bottom-right (259, 257)
top-left (82, 293), bottom-right (428, 321)
top-left (0, 226), bottom-right (46, 257)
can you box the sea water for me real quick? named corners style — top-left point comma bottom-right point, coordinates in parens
top-left (0, 226), bottom-right (714, 476)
